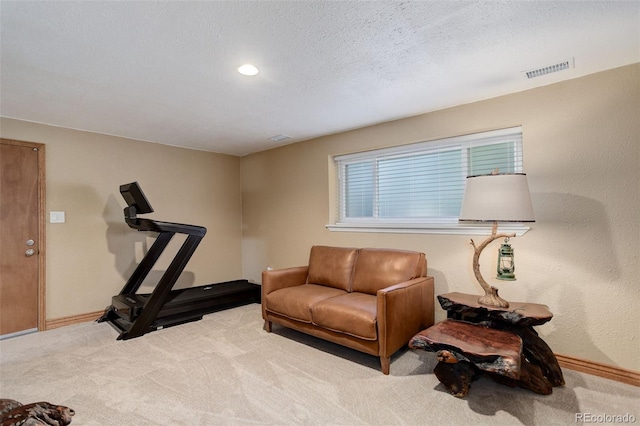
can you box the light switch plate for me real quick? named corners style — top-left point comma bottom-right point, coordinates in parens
top-left (50, 211), bottom-right (65, 223)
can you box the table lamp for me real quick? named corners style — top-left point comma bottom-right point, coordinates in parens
top-left (459, 172), bottom-right (535, 308)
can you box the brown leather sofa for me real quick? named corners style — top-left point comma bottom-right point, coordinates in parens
top-left (262, 245), bottom-right (434, 374)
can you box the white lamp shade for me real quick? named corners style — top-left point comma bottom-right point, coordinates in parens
top-left (459, 173), bottom-right (535, 222)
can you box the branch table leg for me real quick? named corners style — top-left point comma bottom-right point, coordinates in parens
top-left (433, 350), bottom-right (480, 397)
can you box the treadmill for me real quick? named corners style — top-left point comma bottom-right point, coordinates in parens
top-left (98, 181), bottom-right (260, 340)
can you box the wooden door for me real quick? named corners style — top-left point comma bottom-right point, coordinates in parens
top-left (0, 139), bottom-right (45, 337)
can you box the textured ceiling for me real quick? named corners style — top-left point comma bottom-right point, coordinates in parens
top-left (1, 1), bottom-right (639, 156)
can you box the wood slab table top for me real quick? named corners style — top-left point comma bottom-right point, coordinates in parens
top-left (438, 292), bottom-right (553, 326)
top-left (410, 319), bottom-right (523, 379)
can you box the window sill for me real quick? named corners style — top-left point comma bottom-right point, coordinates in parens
top-left (325, 223), bottom-right (531, 236)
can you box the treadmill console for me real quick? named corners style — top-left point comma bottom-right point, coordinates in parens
top-left (120, 181), bottom-right (154, 219)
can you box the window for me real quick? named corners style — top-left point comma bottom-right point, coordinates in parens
top-left (329, 127), bottom-right (525, 234)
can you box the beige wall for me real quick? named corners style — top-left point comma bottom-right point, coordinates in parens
top-left (240, 64), bottom-right (640, 371)
top-left (1, 64), bottom-right (637, 371)
top-left (0, 118), bottom-right (244, 319)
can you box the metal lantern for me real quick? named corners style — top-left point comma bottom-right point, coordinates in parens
top-left (496, 238), bottom-right (516, 281)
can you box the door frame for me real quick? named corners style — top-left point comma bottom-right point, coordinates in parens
top-left (1, 138), bottom-right (46, 331)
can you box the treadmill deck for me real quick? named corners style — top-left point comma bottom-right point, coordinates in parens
top-left (104, 280), bottom-right (261, 337)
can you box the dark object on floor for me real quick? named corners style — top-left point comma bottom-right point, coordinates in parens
top-left (0, 399), bottom-right (74, 426)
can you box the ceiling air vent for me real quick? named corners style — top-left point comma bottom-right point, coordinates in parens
top-left (525, 59), bottom-right (573, 79)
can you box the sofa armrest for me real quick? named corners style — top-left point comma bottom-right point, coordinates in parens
top-left (262, 266), bottom-right (309, 322)
top-left (262, 266), bottom-right (309, 295)
top-left (376, 276), bottom-right (435, 359)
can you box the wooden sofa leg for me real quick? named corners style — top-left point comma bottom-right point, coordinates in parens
top-left (264, 320), bottom-right (272, 332)
top-left (380, 356), bottom-right (390, 375)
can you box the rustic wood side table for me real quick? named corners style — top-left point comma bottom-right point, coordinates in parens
top-left (409, 292), bottom-right (564, 397)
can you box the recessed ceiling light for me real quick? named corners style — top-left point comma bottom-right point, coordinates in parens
top-left (269, 134), bottom-right (290, 142)
top-left (238, 64), bottom-right (259, 76)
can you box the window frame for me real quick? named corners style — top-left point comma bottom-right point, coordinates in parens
top-left (326, 127), bottom-right (531, 236)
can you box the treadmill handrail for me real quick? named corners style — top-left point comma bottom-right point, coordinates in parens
top-left (125, 216), bottom-right (207, 237)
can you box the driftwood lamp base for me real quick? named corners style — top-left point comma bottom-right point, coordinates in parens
top-left (469, 222), bottom-right (514, 308)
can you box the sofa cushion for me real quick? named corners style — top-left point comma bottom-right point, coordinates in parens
top-left (307, 245), bottom-right (358, 291)
top-left (311, 292), bottom-right (378, 340)
top-left (265, 284), bottom-right (347, 323)
top-left (351, 248), bottom-right (425, 295)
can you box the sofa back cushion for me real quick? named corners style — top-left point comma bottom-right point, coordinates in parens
top-left (307, 245), bottom-right (358, 291)
top-left (351, 248), bottom-right (426, 294)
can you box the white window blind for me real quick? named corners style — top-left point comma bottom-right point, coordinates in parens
top-left (333, 127), bottom-right (523, 228)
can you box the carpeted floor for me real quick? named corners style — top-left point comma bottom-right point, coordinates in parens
top-left (1, 303), bottom-right (638, 425)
